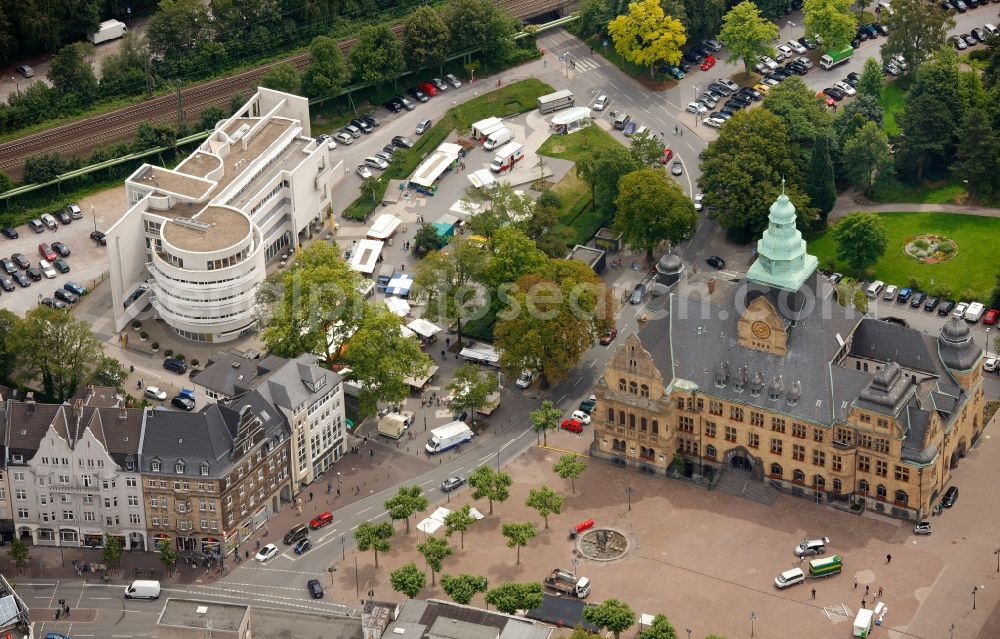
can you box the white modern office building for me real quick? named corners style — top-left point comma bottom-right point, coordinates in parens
top-left (107, 88), bottom-right (344, 343)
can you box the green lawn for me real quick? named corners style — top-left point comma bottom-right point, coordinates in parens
top-left (880, 81), bottom-right (905, 136)
top-left (583, 35), bottom-right (674, 86)
top-left (872, 178), bottom-right (967, 204)
top-left (537, 124), bottom-right (621, 162)
top-left (810, 212), bottom-right (1000, 300)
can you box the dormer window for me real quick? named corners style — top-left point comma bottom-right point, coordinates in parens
top-left (200, 463), bottom-right (209, 476)
top-left (175, 461), bottom-right (185, 474)
top-left (151, 459), bottom-right (161, 472)
top-left (125, 461), bottom-right (135, 471)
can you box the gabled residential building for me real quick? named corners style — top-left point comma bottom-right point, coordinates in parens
top-left (192, 352), bottom-right (345, 491)
top-left (2, 395), bottom-right (148, 550)
top-left (139, 391), bottom-right (292, 556)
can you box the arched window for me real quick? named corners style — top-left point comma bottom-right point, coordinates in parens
top-left (894, 490), bottom-right (908, 504)
top-left (629, 381), bottom-right (638, 394)
top-left (813, 475), bottom-right (825, 488)
top-left (629, 414), bottom-right (636, 429)
top-left (858, 479), bottom-right (870, 494)
top-left (640, 417), bottom-right (647, 432)
top-left (619, 378), bottom-right (627, 392)
top-left (833, 478), bottom-right (842, 493)
top-left (619, 411), bottom-right (626, 426)
top-left (770, 463), bottom-right (783, 477)
top-left (607, 408), bottom-right (615, 422)
top-left (876, 484), bottom-right (887, 499)
top-left (793, 469), bottom-right (805, 482)
top-left (651, 419), bottom-right (659, 434)
top-left (706, 444), bottom-right (717, 458)
top-left (640, 384), bottom-right (649, 398)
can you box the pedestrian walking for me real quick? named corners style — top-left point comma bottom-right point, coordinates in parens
top-left (861, 598), bottom-right (866, 609)
top-left (256, 538), bottom-right (261, 549)
top-left (877, 587), bottom-right (883, 598)
top-left (445, 337), bottom-right (450, 347)
top-left (309, 491), bottom-right (313, 502)
top-left (811, 588), bottom-right (816, 600)
top-left (64, 605), bottom-right (70, 616)
top-left (55, 610), bottom-right (60, 620)
top-left (369, 449), bottom-right (374, 458)
top-left (674, 125), bottom-right (679, 135)
top-left (441, 349), bottom-right (447, 360)
top-left (865, 585), bottom-right (869, 596)
top-left (886, 553), bottom-right (892, 564)
top-left (854, 578), bottom-right (858, 590)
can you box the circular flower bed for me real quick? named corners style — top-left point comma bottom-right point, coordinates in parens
top-left (903, 234), bottom-right (958, 264)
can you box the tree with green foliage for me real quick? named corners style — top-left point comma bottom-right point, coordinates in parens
top-left (89, 356), bottom-right (127, 392)
top-left (99, 32), bottom-right (151, 100)
top-left (7, 537), bottom-right (28, 574)
top-left (350, 24), bottom-right (405, 85)
top-left (467, 465), bottom-right (513, 515)
top-left (760, 76), bottom-right (834, 166)
top-left (501, 522), bottom-right (536, 564)
top-left (417, 537), bottom-right (453, 585)
top-left (897, 49), bottom-right (962, 180)
top-left (576, 145), bottom-right (642, 222)
top-left (685, 0), bottom-right (727, 44)
top-left (525, 486), bottom-right (564, 529)
top-left (443, 504), bottom-right (477, 549)
top-left (530, 400), bottom-right (562, 446)
top-left (882, 0), bottom-right (954, 75)
top-left (445, 0), bottom-right (518, 61)
top-left (484, 581), bottom-right (543, 615)
top-left (608, 0), bottom-right (687, 77)
top-left (441, 574), bottom-right (489, 605)
top-left (638, 614), bottom-right (677, 639)
top-left (198, 105), bottom-right (226, 132)
top-left (447, 364), bottom-right (499, 425)
top-left (719, 1), bottom-right (779, 73)
top-left (404, 5), bottom-right (451, 71)
top-left (390, 562), bottom-right (426, 598)
top-left (697, 109), bottom-right (815, 241)
top-left (954, 108), bottom-right (1000, 201)
top-left (856, 57), bottom-right (884, 102)
top-left (384, 485), bottom-right (429, 534)
top-left (257, 242), bottom-right (365, 366)
top-left (102, 534), bottom-right (124, 571)
top-left (345, 305), bottom-right (433, 414)
top-left (553, 454), bottom-right (587, 493)
top-left (0, 308), bottom-right (18, 381)
top-left (411, 224), bottom-right (446, 257)
top-left (629, 131), bottom-right (667, 166)
top-left (614, 168), bottom-right (698, 262)
top-left (989, 273), bottom-right (1000, 311)
top-left (301, 36), bottom-right (349, 99)
top-left (842, 121), bottom-right (894, 198)
top-left (583, 599), bottom-right (637, 639)
top-left (833, 95), bottom-right (884, 152)
top-left (49, 42), bottom-right (98, 103)
top-left (157, 539), bottom-right (177, 574)
top-left (7, 306), bottom-right (104, 403)
top-left (803, 0), bottom-right (857, 51)
top-left (480, 225), bottom-right (548, 289)
top-left (495, 259), bottom-right (613, 387)
top-left (259, 62), bottom-right (301, 94)
top-left (354, 521), bottom-right (395, 568)
top-left (413, 236), bottom-right (486, 346)
top-left (146, 0), bottom-right (214, 58)
top-left (831, 212), bottom-right (888, 273)
top-left (805, 134), bottom-right (837, 222)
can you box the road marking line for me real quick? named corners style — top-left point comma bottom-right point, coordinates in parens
top-left (357, 506), bottom-right (372, 514)
top-left (609, 81), bottom-right (621, 91)
top-left (639, 106), bottom-right (650, 113)
top-left (666, 101), bottom-right (681, 110)
top-left (420, 479), bottom-right (434, 486)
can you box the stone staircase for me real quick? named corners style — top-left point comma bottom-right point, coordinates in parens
top-left (712, 470), bottom-right (779, 505)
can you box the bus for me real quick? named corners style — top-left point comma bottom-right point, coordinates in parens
top-left (537, 90), bottom-right (575, 114)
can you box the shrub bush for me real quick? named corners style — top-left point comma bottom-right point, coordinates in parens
top-left (191, 358), bottom-right (200, 367)
top-left (139, 331), bottom-right (148, 340)
top-left (151, 342), bottom-right (160, 350)
top-left (913, 239), bottom-right (929, 250)
top-left (164, 349), bottom-right (174, 357)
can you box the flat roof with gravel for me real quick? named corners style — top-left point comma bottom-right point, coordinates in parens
top-left (132, 165), bottom-right (214, 200)
top-left (162, 205), bottom-right (251, 253)
top-left (157, 598), bottom-right (247, 632)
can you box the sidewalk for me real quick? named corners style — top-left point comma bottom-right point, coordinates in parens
top-left (829, 190), bottom-right (1000, 221)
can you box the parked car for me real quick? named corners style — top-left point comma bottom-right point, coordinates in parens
top-left (983, 308), bottom-right (1000, 325)
top-left (896, 288), bottom-right (913, 303)
top-left (55, 209), bottom-right (72, 225)
top-left (65, 203), bottom-right (83, 219)
top-left (91, 230), bottom-right (107, 245)
top-left (307, 578), bottom-right (324, 598)
top-left (600, 328), bottom-right (618, 345)
top-left (364, 156), bottom-right (389, 170)
top-left (26, 268), bottom-right (42, 283)
top-left (392, 135), bottom-right (415, 149)
top-left (11, 253), bottom-right (29, 269)
top-left (341, 124), bottom-right (362, 138)
top-left (1, 258), bottom-right (14, 275)
top-left (40, 213), bottom-right (57, 230)
top-left (882, 284), bottom-right (898, 300)
top-left (294, 538), bottom-right (311, 554)
top-left (938, 300), bottom-right (956, 315)
top-left (39, 243), bottom-right (57, 261)
top-left (383, 97), bottom-right (404, 112)
top-left (408, 87), bottom-right (429, 103)
top-left (794, 537), bottom-right (830, 557)
top-left (350, 118), bottom-right (373, 134)
top-left (913, 521), bottom-right (932, 535)
top-left (16, 64), bottom-right (34, 78)
top-left (28, 219), bottom-right (44, 233)
top-left (561, 418), bottom-right (583, 433)
top-left (0, 275), bottom-right (14, 291)
top-left (361, 114), bottom-right (381, 128)
top-left (255, 543), bottom-right (279, 562)
top-left (144, 386), bottom-right (168, 401)
top-left (440, 476), bottom-right (466, 492)
top-left (923, 296), bottom-right (940, 311)
top-left (700, 55), bottom-right (717, 71)
top-left (941, 485), bottom-right (959, 507)
top-left (694, 193), bottom-right (703, 211)
top-left (356, 165), bottom-right (372, 179)
top-left (51, 241), bottom-right (70, 257)
top-left (39, 298), bottom-right (66, 310)
top-left (163, 358), bottom-right (188, 374)
top-left (432, 78), bottom-right (449, 92)
top-left (629, 283), bottom-right (646, 305)
top-left (1, 227), bottom-right (16, 239)
top-left (12, 272), bottom-right (29, 288)
top-left (571, 410), bottom-right (592, 425)
top-left (788, 39), bottom-right (807, 54)
top-left (593, 94), bottom-right (610, 110)
top-left (445, 73), bottom-right (462, 88)
top-left (703, 39), bottom-right (723, 51)
top-left (310, 512), bottom-right (334, 529)
top-left (910, 291), bottom-right (927, 307)
top-left (951, 301), bottom-right (969, 317)
top-left (706, 256), bottom-right (726, 269)
top-left (399, 96), bottom-right (416, 111)
top-left (687, 101), bottom-right (708, 114)
top-left (37, 260), bottom-right (55, 279)
top-left (834, 81), bottom-right (856, 96)
top-left (671, 161), bottom-right (683, 176)
top-left (172, 396), bottom-right (195, 411)
top-left (334, 131), bottom-right (353, 145)
top-left (416, 119), bottom-right (432, 135)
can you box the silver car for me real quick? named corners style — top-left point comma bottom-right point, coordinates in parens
top-left (356, 164), bottom-right (372, 179)
top-left (334, 131), bottom-right (353, 145)
top-left (364, 156), bottom-right (389, 170)
top-left (445, 73), bottom-right (462, 88)
top-left (593, 94), bottom-right (610, 111)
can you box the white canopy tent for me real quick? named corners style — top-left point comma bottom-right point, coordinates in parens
top-left (349, 239), bottom-right (384, 275)
top-left (406, 318), bottom-right (441, 338)
top-left (383, 296), bottom-right (410, 317)
top-left (416, 518), bottom-right (443, 535)
top-left (410, 143), bottom-right (463, 189)
top-left (367, 213), bottom-right (402, 240)
top-left (449, 199), bottom-right (483, 218)
top-left (467, 169), bottom-right (497, 189)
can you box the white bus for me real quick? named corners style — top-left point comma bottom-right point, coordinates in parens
top-left (537, 90), bottom-right (575, 114)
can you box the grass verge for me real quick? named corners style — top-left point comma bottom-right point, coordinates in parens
top-left (810, 211), bottom-right (1000, 301)
top-left (880, 81), bottom-right (905, 136)
top-left (582, 35), bottom-right (676, 90)
top-left (872, 177), bottom-right (967, 205)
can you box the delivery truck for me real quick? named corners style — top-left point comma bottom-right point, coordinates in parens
top-left (820, 46), bottom-right (853, 70)
top-left (89, 19), bottom-right (127, 45)
top-left (543, 568), bottom-right (591, 598)
top-left (378, 411), bottom-right (413, 439)
top-left (483, 127), bottom-right (514, 151)
top-left (537, 89), bottom-right (575, 114)
top-left (425, 421), bottom-right (474, 454)
top-left (852, 608), bottom-right (873, 637)
top-left (489, 142), bottom-right (524, 173)
top-left (807, 554), bottom-right (843, 578)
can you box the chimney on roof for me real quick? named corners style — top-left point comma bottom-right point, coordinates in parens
top-left (25, 392), bottom-right (35, 404)
top-left (120, 407), bottom-right (128, 419)
top-left (74, 399), bottom-right (84, 423)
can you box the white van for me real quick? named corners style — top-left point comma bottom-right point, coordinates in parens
top-left (866, 280), bottom-right (885, 299)
top-left (877, 0), bottom-right (894, 15)
top-left (483, 127), bottom-right (513, 151)
top-left (774, 567), bottom-right (805, 589)
top-left (964, 302), bottom-right (986, 323)
top-left (124, 579), bottom-right (161, 599)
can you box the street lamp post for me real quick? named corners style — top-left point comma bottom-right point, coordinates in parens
top-left (9, 76), bottom-right (18, 95)
top-left (685, 629), bottom-right (691, 639)
top-left (950, 623), bottom-right (956, 639)
top-left (750, 612), bottom-right (757, 637)
top-left (341, 534), bottom-right (345, 560)
top-left (355, 554), bottom-right (360, 597)
top-left (92, 204), bottom-right (98, 233)
top-left (626, 486), bottom-right (634, 511)
top-left (973, 586), bottom-right (978, 610)
top-left (995, 548), bottom-right (1000, 573)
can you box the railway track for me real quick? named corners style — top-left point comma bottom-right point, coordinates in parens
top-left (0, 0), bottom-right (573, 183)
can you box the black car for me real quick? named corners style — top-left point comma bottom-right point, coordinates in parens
top-left (846, 71), bottom-right (860, 83)
top-left (361, 114), bottom-right (381, 128)
top-left (54, 289), bottom-right (78, 304)
top-left (843, 75), bottom-right (860, 88)
top-left (383, 97), bottom-right (403, 113)
top-left (823, 87), bottom-right (846, 101)
top-left (923, 296), bottom-right (940, 311)
top-left (682, 50), bottom-right (704, 64)
top-left (40, 297), bottom-right (66, 309)
top-left (862, 24), bottom-right (879, 39)
top-left (52, 259), bottom-right (70, 274)
top-left (307, 578), bottom-right (324, 599)
top-left (852, 36), bottom-right (863, 48)
top-left (55, 209), bottom-right (72, 225)
top-left (0, 275), bottom-right (14, 291)
top-left (64, 281), bottom-right (87, 295)
top-left (381, 144), bottom-right (396, 156)
top-left (739, 87), bottom-right (763, 101)
top-left (25, 267), bottom-right (42, 281)
top-left (710, 110), bottom-right (732, 120)
top-left (12, 272), bottom-right (29, 287)
top-left (399, 96), bottom-right (416, 111)
top-left (706, 256), bottom-right (726, 269)
top-left (941, 485), bottom-right (958, 507)
top-left (1, 258), bottom-right (14, 275)
top-left (1, 227), bottom-right (16, 239)
top-left (720, 105), bottom-right (740, 117)
top-left (350, 118), bottom-right (373, 134)
top-left (407, 87), bottom-right (429, 103)
top-left (972, 27), bottom-right (987, 42)
top-left (677, 60), bottom-right (692, 72)
top-left (90, 230), bottom-right (107, 245)
top-left (949, 0), bottom-right (967, 11)
top-left (963, 33), bottom-right (978, 47)
top-left (772, 68), bottom-right (791, 80)
top-left (938, 300), bottom-right (957, 315)
top-left (798, 36), bottom-right (816, 50)
top-left (440, 476), bottom-right (466, 492)
top-left (729, 95), bottom-right (752, 107)
top-left (11, 253), bottom-right (29, 269)
top-left (785, 62), bottom-right (808, 75)
top-left (875, 23), bottom-right (889, 36)
top-left (723, 100), bottom-right (745, 111)
top-left (391, 135), bottom-right (415, 149)
top-left (172, 396), bottom-right (195, 411)
top-left (163, 358), bottom-right (188, 374)
top-left (910, 290), bottom-right (927, 307)
top-left (52, 241), bottom-right (70, 257)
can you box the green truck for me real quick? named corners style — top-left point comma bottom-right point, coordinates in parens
top-left (808, 554), bottom-right (843, 578)
top-left (820, 46), bottom-right (853, 70)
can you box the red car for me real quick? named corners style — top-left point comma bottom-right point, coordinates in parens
top-left (983, 308), bottom-right (1000, 325)
top-left (658, 148), bottom-right (675, 164)
top-left (38, 243), bottom-right (57, 261)
top-left (600, 328), bottom-right (618, 345)
top-left (418, 82), bottom-right (438, 97)
top-left (310, 511), bottom-right (333, 529)
top-left (561, 418), bottom-right (583, 433)
top-left (817, 92), bottom-right (835, 107)
top-left (700, 55), bottom-right (716, 71)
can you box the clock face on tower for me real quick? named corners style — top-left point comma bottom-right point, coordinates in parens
top-left (751, 321), bottom-right (771, 339)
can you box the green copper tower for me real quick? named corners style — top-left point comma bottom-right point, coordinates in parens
top-left (745, 184), bottom-right (818, 293)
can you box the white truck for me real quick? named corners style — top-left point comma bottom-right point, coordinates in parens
top-left (852, 608), bottom-right (873, 637)
top-left (425, 421), bottom-right (474, 454)
top-left (489, 142), bottom-right (524, 173)
top-left (378, 411), bottom-right (413, 439)
top-left (543, 568), bottom-right (591, 598)
top-left (483, 127), bottom-right (514, 151)
top-left (89, 19), bottom-right (127, 45)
